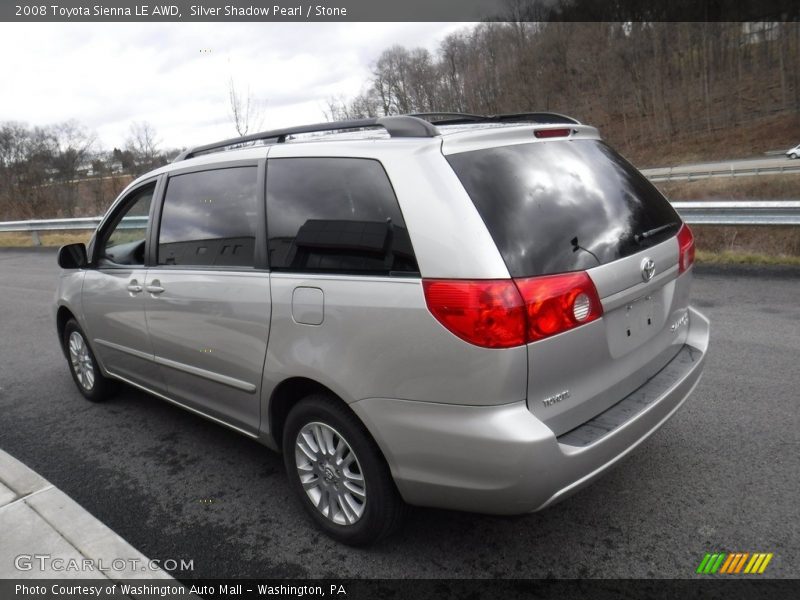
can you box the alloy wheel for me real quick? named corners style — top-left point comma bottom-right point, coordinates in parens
top-left (68, 331), bottom-right (95, 391)
top-left (295, 421), bottom-right (366, 525)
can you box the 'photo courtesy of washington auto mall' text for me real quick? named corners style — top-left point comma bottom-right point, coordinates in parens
top-left (0, 0), bottom-right (798, 599)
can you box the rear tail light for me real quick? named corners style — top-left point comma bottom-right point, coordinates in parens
top-left (677, 223), bottom-right (695, 273)
top-left (423, 272), bottom-right (603, 348)
top-left (533, 128), bottom-right (571, 139)
top-left (422, 280), bottom-right (526, 348)
top-left (514, 272), bottom-right (603, 342)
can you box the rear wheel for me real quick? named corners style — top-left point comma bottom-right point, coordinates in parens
top-left (64, 319), bottom-right (114, 402)
top-left (282, 394), bottom-right (406, 545)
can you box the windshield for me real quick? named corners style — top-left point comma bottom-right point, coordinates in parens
top-left (446, 139), bottom-right (680, 277)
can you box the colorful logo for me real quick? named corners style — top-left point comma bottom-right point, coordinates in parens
top-left (696, 552), bottom-right (773, 575)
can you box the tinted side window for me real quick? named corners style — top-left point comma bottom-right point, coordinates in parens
top-left (99, 183), bottom-right (154, 266)
top-left (266, 158), bottom-right (417, 275)
top-left (158, 167), bottom-right (258, 267)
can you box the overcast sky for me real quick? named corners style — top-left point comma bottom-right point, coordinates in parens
top-left (0, 22), bottom-right (470, 152)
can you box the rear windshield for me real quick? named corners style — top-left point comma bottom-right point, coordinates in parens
top-left (446, 140), bottom-right (680, 277)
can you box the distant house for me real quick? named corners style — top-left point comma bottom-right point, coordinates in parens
top-left (78, 161), bottom-right (93, 177)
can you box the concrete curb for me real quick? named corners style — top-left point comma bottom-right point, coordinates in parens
top-left (0, 449), bottom-right (176, 583)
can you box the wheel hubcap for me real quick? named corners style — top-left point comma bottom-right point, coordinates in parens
top-left (295, 422), bottom-right (366, 526)
top-left (68, 331), bottom-right (95, 391)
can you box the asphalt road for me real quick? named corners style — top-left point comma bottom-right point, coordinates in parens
top-left (1, 249), bottom-right (798, 579)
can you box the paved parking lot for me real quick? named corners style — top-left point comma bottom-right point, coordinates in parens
top-left (0, 249), bottom-right (798, 578)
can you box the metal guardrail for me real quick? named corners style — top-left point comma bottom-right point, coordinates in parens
top-left (1, 217), bottom-right (95, 232)
top-left (0, 204), bottom-right (798, 245)
top-left (670, 201), bottom-right (800, 225)
top-left (643, 163), bottom-right (800, 182)
top-left (0, 216), bottom-right (145, 245)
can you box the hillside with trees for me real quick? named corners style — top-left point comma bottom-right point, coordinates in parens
top-left (0, 120), bottom-right (178, 220)
top-left (327, 21), bottom-right (800, 166)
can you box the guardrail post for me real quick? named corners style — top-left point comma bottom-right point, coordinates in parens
top-left (31, 230), bottom-right (42, 246)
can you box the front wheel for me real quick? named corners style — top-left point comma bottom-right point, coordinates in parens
top-left (63, 319), bottom-right (115, 402)
top-left (791, 153), bottom-right (798, 159)
top-left (282, 394), bottom-right (406, 545)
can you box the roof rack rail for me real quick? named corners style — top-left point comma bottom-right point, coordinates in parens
top-left (173, 115), bottom-right (439, 162)
top-left (410, 111), bottom-right (580, 126)
top-left (409, 112), bottom-right (487, 123)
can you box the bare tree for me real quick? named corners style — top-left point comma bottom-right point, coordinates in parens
top-left (50, 120), bottom-right (96, 216)
top-left (125, 121), bottom-right (160, 175)
top-left (323, 96), bottom-right (348, 122)
top-left (323, 92), bottom-right (381, 121)
top-left (0, 122), bottom-right (58, 218)
top-left (228, 77), bottom-right (265, 136)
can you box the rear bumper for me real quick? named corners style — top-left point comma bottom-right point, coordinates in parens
top-left (351, 306), bottom-right (710, 514)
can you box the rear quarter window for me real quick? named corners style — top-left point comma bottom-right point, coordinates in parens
top-left (266, 157), bottom-right (418, 275)
top-left (446, 140), bottom-right (680, 277)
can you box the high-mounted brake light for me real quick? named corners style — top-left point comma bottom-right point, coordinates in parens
top-left (423, 272), bottom-right (603, 348)
top-left (534, 128), bottom-right (571, 139)
top-left (677, 223), bottom-right (695, 274)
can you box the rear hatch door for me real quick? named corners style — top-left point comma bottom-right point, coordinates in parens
top-left (445, 131), bottom-right (692, 435)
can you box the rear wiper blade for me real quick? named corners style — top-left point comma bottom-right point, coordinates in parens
top-left (634, 222), bottom-right (679, 244)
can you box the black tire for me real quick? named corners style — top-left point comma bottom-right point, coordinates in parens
top-left (282, 394), bottom-right (407, 545)
top-left (63, 319), bottom-right (115, 402)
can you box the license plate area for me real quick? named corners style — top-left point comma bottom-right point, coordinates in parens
top-left (605, 292), bottom-right (665, 357)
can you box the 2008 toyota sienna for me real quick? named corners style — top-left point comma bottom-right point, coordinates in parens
top-left (55, 113), bottom-right (710, 545)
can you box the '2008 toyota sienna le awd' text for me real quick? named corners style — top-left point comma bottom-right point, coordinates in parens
top-left (55, 113), bottom-right (710, 545)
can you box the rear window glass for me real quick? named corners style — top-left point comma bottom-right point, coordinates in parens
top-left (446, 140), bottom-right (680, 277)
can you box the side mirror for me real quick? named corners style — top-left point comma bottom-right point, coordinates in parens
top-left (57, 243), bottom-right (88, 269)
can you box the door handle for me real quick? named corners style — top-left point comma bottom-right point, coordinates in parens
top-left (127, 280), bottom-right (143, 293)
top-left (146, 280), bottom-right (165, 295)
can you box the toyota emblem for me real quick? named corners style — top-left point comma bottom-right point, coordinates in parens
top-left (641, 257), bottom-right (656, 282)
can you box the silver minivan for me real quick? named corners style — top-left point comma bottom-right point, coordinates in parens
top-left (55, 113), bottom-right (710, 545)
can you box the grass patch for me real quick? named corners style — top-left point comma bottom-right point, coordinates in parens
top-left (696, 250), bottom-right (800, 266)
top-left (0, 231), bottom-right (91, 248)
top-left (692, 225), bottom-right (800, 258)
top-left (630, 113), bottom-right (800, 168)
top-left (657, 173), bottom-right (800, 201)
